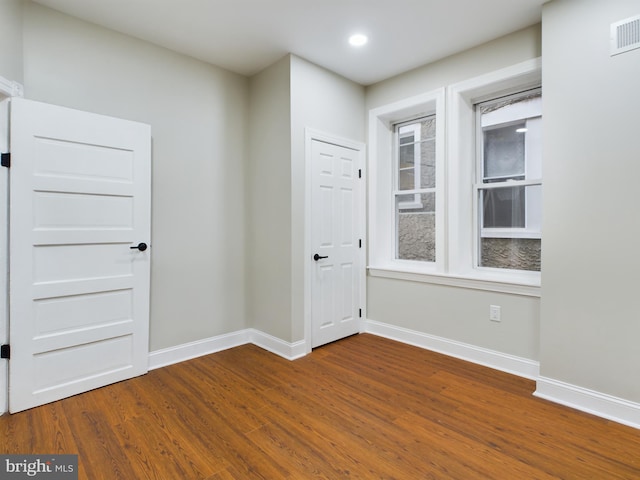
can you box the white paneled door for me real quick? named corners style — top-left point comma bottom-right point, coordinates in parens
top-left (8, 98), bottom-right (151, 413)
top-left (311, 139), bottom-right (362, 348)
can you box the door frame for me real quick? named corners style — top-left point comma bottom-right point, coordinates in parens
top-left (304, 128), bottom-right (366, 354)
top-left (0, 77), bottom-right (24, 415)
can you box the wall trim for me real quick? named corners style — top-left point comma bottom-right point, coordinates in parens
top-left (0, 76), bottom-right (24, 98)
top-left (535, 377), bottom-right (640, 430)
top-left (368, 267), bottom-right (541, 297)
top-left (148, 329), bottom-right (307, 370)
top-left (249, 329), bottom-right (307, 360)
top-left (364, 319), bottom-right (540, 380)
top-left (148, 330), bottom-right (252, 370)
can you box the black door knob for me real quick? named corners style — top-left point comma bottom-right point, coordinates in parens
top-left (130, 242), bottom-right (148, 252)
top-left (313, 253), bottom-right (328, 261)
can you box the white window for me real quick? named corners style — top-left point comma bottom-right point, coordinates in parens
top-left (368, 89), bottom-right (445, 273)
top-left (394, 115), bottom-right (437, 262)
top-left (475, 90), bottom-right (542, 272)
top-left (369, 59), bottom-right (541, 295)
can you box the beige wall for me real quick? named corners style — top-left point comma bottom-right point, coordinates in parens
top-left (290, 55), bottom-right (365, 341)
top-left (364, 25), bottom-right (542, 362)
top-left (0, 0), bottom-right (23, 84)
top-left (22, 2), bottom-right (249, 351)
top-left (366, 24), bottom-right (542, 110)
top-left (246, 55), bottom-right (365, 343)
top-left (246, 55), bottom-right (292, 340)
top-left (540, 0), bottom-right (640, 401)
top-left (369, 278), bottom-right (540, 359)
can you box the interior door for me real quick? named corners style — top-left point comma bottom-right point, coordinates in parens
top-left (311, 139), bottom-right (362, 348)
top-left (8, 98), bottom-right (151, 413)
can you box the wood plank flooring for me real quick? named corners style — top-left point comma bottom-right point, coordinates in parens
top-left (1, 333), bottom-right (639, 479)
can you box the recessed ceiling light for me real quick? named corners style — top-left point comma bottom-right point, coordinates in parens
top-left (516, 128), bottom-right (528, 133)
top-left (349, 34), bottom-right (368, 47)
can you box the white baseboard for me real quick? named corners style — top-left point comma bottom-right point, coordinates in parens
top-left (248, 329), bottom-right (307, 360)
top-left (148, 329), bottom-right (252, 370)
top-left (535, 376), bottom-right (640, 430)
top-left (363, 319), bottom-right (540, 380)
top-left (148, 328), bottom-right (308, 370)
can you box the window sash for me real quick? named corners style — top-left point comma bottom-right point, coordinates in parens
top-left (393, 115), bottom-right (438, 263)
top-left (474, 91), bottom-right (542, 236)
top-left (473, 89), bottom-right (542, 272)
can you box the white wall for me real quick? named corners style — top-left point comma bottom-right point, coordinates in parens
top-left (364, 25), bottom-right (542, 362)
top-left (540, 0), bottom-right (640, 402)
top-left (247, 56), bottom-right (293, 341)
top-left (22, 3), bottom-right (249, 351)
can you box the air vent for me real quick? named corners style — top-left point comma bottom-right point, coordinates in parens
top-left (611, 15), bottom-right (640, 56)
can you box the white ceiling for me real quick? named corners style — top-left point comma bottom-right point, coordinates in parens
top-left (33, 0), bottom-right (546, 86)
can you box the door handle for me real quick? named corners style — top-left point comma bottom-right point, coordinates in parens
top-left (313, 253), bottom-right (328, 261)
top-left (130, 242), bottom-right (148, 252)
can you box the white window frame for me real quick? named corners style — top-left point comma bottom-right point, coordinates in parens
top-left (449, 59), bottom-right (541, 288)
top-left (368, 88), bottom-right (446, 273)
top-left (368, 59), bottom-right (541, 296)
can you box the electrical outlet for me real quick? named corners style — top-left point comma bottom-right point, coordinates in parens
top-left (489, 305), bottom-right (501, 322)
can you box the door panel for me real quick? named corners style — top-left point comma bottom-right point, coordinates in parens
top-left (311, 140), bottom-right (361, 348)
top-left (340, 264), bottom-right (354, 320)
top-left (34, 192), bottom-right (133, 228)
top-left (340, 188), bottom-right (353, 245)
top-left (34, 290), bottom-right (133, 336)
top-left (34, 336), bottom-right (134, 392)
top-left (9, 98), bottom-right (151, 413)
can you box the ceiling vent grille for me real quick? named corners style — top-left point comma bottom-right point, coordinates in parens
top-left (611, 15), bottom-right (640, 56)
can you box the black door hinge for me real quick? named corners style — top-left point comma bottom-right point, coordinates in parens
top-left (1, 344), bottom-right (10, 360)
top-left (359, 309), bottom-right (362, 318)
top-left (358, 169), bottom-right (362, 178)
top-left (1, 153), bottom-right (10, 168)
top-left (359, 239), bottom-right (362, 248)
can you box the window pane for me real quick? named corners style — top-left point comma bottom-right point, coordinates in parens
top-left (480, 238), bottom-right (541, 271)
top-left (396, 115), bottom-right (436, 191)
top-left (396, 193), bottom-right (435, 262)
top-left (398, 167), bottom-right (415, 190)
top-left (483, 123), bottom-right (525, 180)
top-left (481, 186), bottom-right (525, 228)
top-left (399, 136), bottom-right (415, 190)
top-left (398, 143), bottom-right (415, 169)
top-left (476, 90), bottom-right (542, 273)
top-left (419, 136), bottom-right (436, 189)
top-left (479, 183), bottom-right (542, 271)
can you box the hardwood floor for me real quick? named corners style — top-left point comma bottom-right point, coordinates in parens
top-left (1, 334), bottom-right (639, 479)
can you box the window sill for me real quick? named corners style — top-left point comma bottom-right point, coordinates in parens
top-left (368, 265), bottom-right (540, 297)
